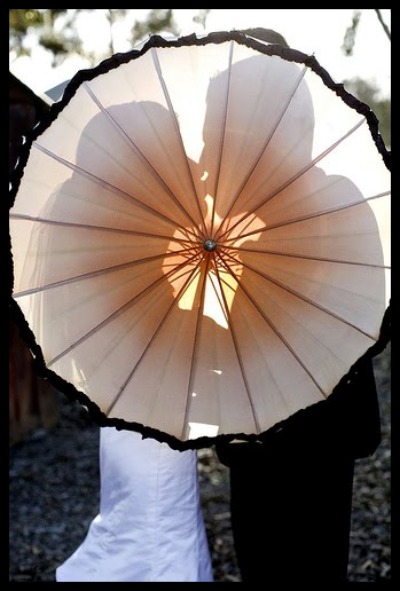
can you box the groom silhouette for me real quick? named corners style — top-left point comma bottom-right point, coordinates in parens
top-left (198, 29), bottom-right (384, 583)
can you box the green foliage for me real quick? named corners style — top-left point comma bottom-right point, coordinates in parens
top-left (10, 9), bottom-right (194, 65)
top-left (342, 9), bottom-right (391, 56)
top-left (340, 10), bottom-right (390, 147)
top-left (39, 32), bottom-right (82, 59)
top-left (9, 9), bottom-right (84, 65)
top-left (131, 9), bottom-right (180, 44)
top-left (345, 78), bottom-right (391, 147)
top-left (9, 8), bottom-right (43, 33)
top-left (10, 9), bottom-right (45, 54)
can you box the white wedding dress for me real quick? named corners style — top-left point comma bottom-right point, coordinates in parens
top-left (56, 427), bottom-right (214, 582)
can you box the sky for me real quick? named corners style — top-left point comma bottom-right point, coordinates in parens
top-left (9, 9), bottom-right (391, 101)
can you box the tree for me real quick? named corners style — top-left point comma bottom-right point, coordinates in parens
top-left (344, 78), bottom-right (391, 147)
top-left (341, 10), bottom-right (361, 57)
top-left (131, 9), bottom-right (180, 44)
top-left (9, 9), bottom-right (84, 66)
top-left (9, 9), bottom-right (43, 55)
top-left (341, 9), bottom-right (391, 56)
top-left (341, 9), bottom-right (391, 147)
top-left (10, 9), bottom-right (212, 67)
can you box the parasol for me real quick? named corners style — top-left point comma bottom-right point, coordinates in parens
top-left (9, 31), bottom-right (390, 450)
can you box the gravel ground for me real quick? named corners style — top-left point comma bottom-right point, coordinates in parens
top-left (9, 345), bottom-right (390, 583)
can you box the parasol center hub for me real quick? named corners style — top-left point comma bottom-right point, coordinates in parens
top-left (203, 238), bottom-right (217, 252)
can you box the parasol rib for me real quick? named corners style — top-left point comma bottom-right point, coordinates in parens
top-left (216, 66), bottom-right (308, 238)
top-left (32, 142), bottom-right (200, 241)
top-left (208, 269), bottom-right (230, 327)
top-left (46, 252), bottom-right (201, 367)
top-left (209, 41), bottom-right (234, 238)
top-left (220, 248), bottom-right (377, 341)
top-left (180, 258), bottom-right (213, 440)
top-left (218, 255), bottom-right (328, 398)
top-left (212, 258), bottom-right (262, 433)
top-left (106, 259), bottom-right (205, 415)
top-left (226, 245), bottom-right (390, 269)
top-left (223, 190), bottom-right (391, 243)
top-left (216, 269), bottom-right (292, 417)
top-left (151, 47), bottom-right (208, 238)
top-left (9, 212), bottom-right (196, 244)
top-left (83, 82), bottom-right (202, 238)
top-left (217, 118), bottom-right (366, 242)
top-left (13, 247), bottom-right (201, 298)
